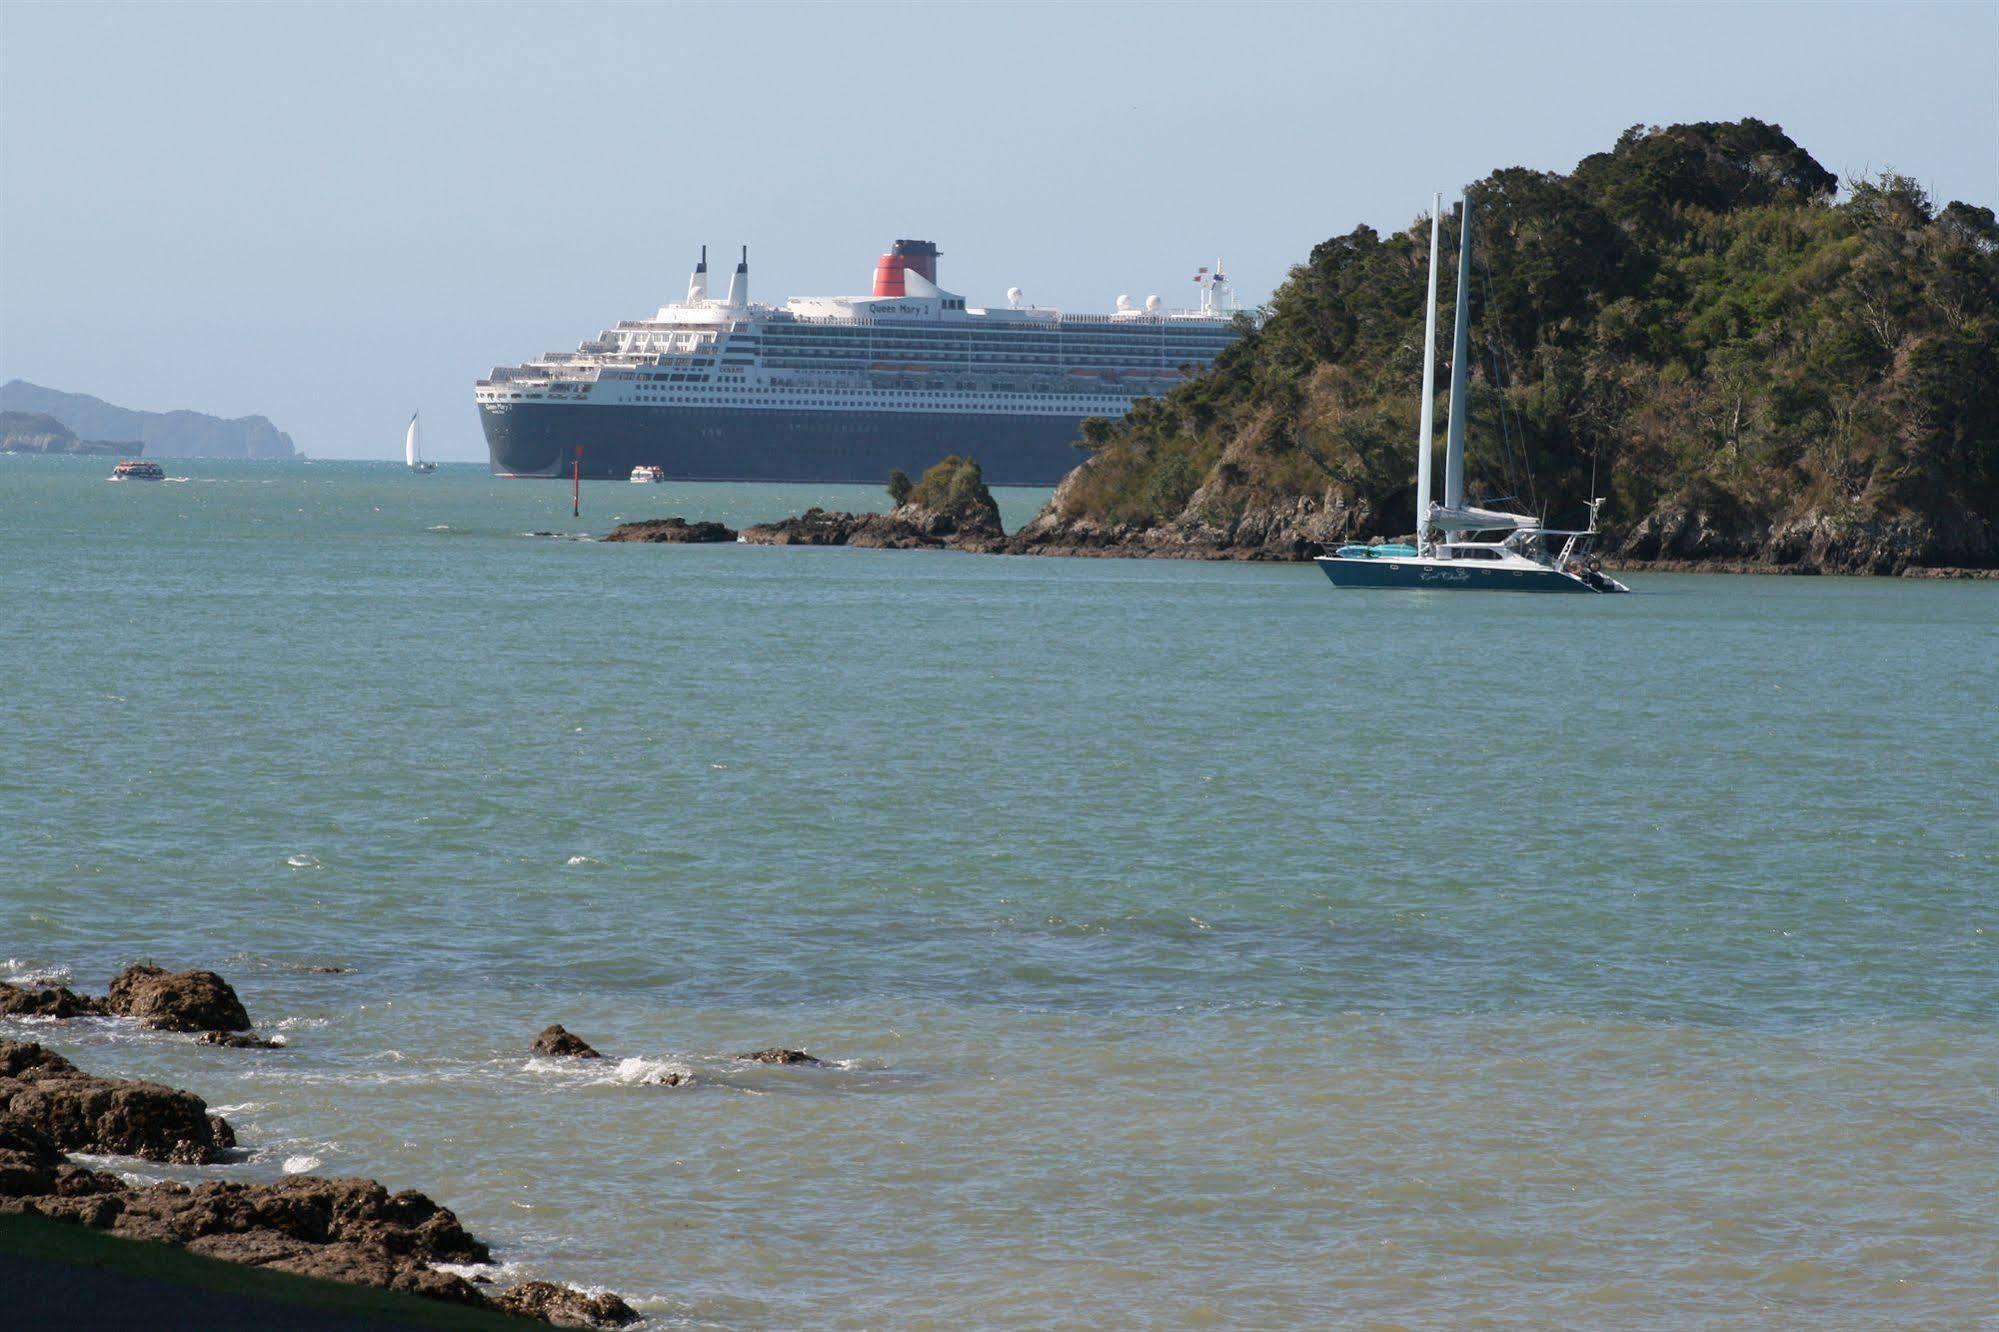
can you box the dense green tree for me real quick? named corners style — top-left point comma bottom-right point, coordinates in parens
top-left (1051, 120), bottom-right (1997, 566)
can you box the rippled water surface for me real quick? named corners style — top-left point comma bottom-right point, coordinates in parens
top-left (4, 457), bottom-right (1996, 1327)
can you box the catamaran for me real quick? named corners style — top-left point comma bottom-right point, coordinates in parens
top-left (405, 412), bottom-right (436, 474)
top-left (1315, 194), bottom-right (1627, 594)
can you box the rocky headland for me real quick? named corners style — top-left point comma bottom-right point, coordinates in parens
top-left (0, 410), bottom-right (135, 457)
top-left (0, 381), bottom-right (299, 460)
top-left (998, 121), bottom-right (1997, 578)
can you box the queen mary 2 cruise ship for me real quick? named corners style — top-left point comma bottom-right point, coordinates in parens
top-left (475, 240), bottom-right (1246, 484)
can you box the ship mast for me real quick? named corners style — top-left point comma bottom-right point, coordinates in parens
top-left (1415, 196), bottom-right (1441, 551)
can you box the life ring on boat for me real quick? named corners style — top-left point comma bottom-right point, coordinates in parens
top-left (1565, 560), bottom-right (1584, 574)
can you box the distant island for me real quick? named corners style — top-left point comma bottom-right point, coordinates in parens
top-left (0, 411), bottom-right (135, 456)
top-left (0, 380), bottom-right (299, 460)
top-left (1009, 119), bottom-right (1997, 575)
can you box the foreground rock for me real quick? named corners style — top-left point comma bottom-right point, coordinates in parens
top-left (742, 454), bottom-right (1008, 553)
top-left (603, 516), bottom-right (737, 544)
top-left (0, 983), bottom-right (107, 1020)
top-left (493, 1280), bottom-right (640, 1328)
top-left (0, 1045), bottom-right (638, 1328)
top-left (0, 1040), bottom-right (235, 1164)
top-left (106, 964), bottom-right (251, 1033)
top-left (737, 1048), bottom-right (823, 1066)
top-left (531, 1025), bottom-right (601, 1059)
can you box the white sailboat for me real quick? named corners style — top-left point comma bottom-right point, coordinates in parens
top-left (405, 412), bottom-right (436, 474)
top-left (1315, 194), bottom-right (1627, 593)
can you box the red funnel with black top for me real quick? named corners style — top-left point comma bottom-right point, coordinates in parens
top-left (872, 239), bottom-right (940, 297)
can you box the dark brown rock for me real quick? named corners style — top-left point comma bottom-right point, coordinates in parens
top-left (105, 964), bottom-right (251, 1033)
top-left (530, 1025), bottom-right (601, 1059)
top-left (199, 1030), bottom-right (285, 1050)
top-left (603, 516), bottom-right (737, 543)
top-left (0, 983), bottom-right (107, 1019)
top-left (0, 1047), bottom-right (638, 1327)
top-left (736, 1048), bottom-right (823, 1066)
top-left (0, 1040), bottom-right (235, 1164)
top-left (491, 1279), bottom-right (640, 1328)
top-left (741, 455), bottom-right (1009, 553)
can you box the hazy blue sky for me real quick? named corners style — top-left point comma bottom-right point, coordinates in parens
top-left (3, 1), bottom-right (1994, 461)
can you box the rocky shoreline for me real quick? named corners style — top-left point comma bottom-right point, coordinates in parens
top-left (0, 967), bottom-right (640, 1328)
top-left (609, 458), bottom-right (1995, 578)
top-left (3, 966), bottom-right (840, 1327)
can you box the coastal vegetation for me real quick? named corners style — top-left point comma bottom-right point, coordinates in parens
top-left (1019, 120), bottom-right (1998, 572)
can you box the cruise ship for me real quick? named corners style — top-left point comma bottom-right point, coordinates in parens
top-left (476, 240), bottom-right (1246, 485)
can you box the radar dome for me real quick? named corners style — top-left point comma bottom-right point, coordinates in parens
top-left (1006, 286), bottom-right (1023, 307)
top-left (1144, 294), bottom-right (1163, 312)
top-left (1115, 293), bottom-right (1135, 312)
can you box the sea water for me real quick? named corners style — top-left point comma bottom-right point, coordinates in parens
top-left (3, 457), bottom-right (1995, 1327)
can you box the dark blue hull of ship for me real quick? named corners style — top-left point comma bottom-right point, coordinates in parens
top-left (1314, 556), bottom-right (1600, 592)
top-left (480, 402), bottom-right (1090, 486)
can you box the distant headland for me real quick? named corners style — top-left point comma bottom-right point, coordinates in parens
top-left (0, 381), bottom-right (299, 460)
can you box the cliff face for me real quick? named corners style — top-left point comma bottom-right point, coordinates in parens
top-left (0, 381), bottom-right (299, 459)
top-left (1016, 120), bottom-right (1999, 574)
top-left (0, 410), bottom-right (135, 456)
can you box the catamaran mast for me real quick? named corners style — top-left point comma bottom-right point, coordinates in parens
top-left (1415, 195), bottom-right (1441, 552)
top-left (1443, 191), bottom-right (1473, 542)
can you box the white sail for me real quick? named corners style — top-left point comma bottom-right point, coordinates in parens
top-left (405, 413), bottom-right (420, 468)
top-left (1415, 196), bottom-right (1441, 549)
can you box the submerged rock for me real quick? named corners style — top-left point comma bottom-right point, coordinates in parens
top-left (105, 964), bottom-right (251, 1033)
top-left (0, 1040), bottom-right (235, 1164)
top-left (603, 516), bottom-right (737, 543)
top-left (198, 1030), bottom-right (284, 1050)
top-left (491, 1279), bottom-right (640, 1328)
top-left (0, 984), bottom-right (107, 1020)
top-left (531, 1025), bottom-right (602, 1059)
top-left (736, 1048), bottom-right (823, 1066)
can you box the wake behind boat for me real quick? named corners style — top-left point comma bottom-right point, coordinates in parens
top-left (1316, 193), bottom-right (1627, 595)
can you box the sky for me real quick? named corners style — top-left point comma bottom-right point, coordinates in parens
top-left (2, 0), bottom-right (1995, 461)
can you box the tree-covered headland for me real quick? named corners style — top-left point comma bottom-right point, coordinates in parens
top-left (1015, 120), bottom-right (1997, 572)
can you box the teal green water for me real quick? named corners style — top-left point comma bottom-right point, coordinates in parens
top-left (4, 457), bottom-right (1996, 1327)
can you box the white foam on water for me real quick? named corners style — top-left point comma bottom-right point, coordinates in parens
top-left (427, 524), bottom-right (451, 531)
top-left (565, 854), bottom-right (599, 866)
top-left (1, 959), bottom-right (70, 986)
top-left (282, 1155), bottom-right (322, 1174)
top-left (284, 854), bottom-right (320, 869)
top-left (610, 1056), bottom-right (692, 1087)
top-left (433, 1259), bottom-right (524, 1283)
top-left (272, 1016), bottom-right (326, 1032)
top-left (522, 1054), bottom-right (691, 1088)
top-left (210, 1103), bottom-right (266, 1116)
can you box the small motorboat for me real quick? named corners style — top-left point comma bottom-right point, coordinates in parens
top-left (109, 459), bottom-right (165, 481)
top-left (629, 465), bottom-right (666, 483)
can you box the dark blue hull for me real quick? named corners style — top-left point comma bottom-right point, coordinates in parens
top-left (1314, 555), bottom-right (1604, 592)
top-left (480, 402), bottom-right (1089, 486)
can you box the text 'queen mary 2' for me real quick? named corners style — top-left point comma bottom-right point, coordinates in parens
top-left (476, 240), bottom-right (1246, 484)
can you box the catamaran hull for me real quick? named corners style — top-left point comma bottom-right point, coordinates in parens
top-left (1314, 556), bottom-right (1619, 593)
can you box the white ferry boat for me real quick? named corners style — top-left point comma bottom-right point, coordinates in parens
top-left (109, 459), bottom-right (164, 481)
top-left (629, 465), bottom-right (665, 484)
top-left (476, 240), bottom-right (1246, 485)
